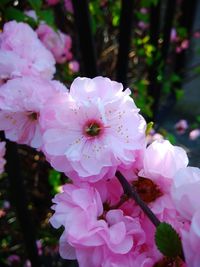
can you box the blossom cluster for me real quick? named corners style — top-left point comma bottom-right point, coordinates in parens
top-left (46, 0), bottom-right (74, 13)
top-left (0, 21), bottom-right (200, 267)
top-left (24, 9), bottom-right (79, 70)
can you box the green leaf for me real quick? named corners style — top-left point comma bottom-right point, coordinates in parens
top-left (112, 14), bottom-right (120, 26)
top-left (166, 133), bottom-right (176, 145)
top-left (194, 66), bottom-right (200, 74)
top-left (37, 9), bottom-right (55, 27)
top-left (175, 89), bottom-right (184, 100)
top-left (177, 27), bottom-right (188, 38)
top-left (146, 122), bottom-right (154, 135)
top-left (135, 11), bottom-right (149, 23)
top-left (48, 169), bottom-right (61, 194)
top-left (28, 0), bottom-right (42, 11)
top-left (0, 0), bottom-right (12, 7)
top-left (196, 115), bottom-right (200, 123)
top-left (4, 7), bottom-right (37, 27)
top-left (171, 74), bottom-right (181, 83)
top-left (151, 0), bottom-right (159, 6)
top-left (155, 222), bottom-right (183, 258)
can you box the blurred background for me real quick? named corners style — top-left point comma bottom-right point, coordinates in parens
top-left (0, 0), bottom-right (200, 266)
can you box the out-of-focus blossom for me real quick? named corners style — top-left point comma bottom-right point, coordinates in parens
top-left (0, 77), bottom-right (67, 148)
top-left (36, 24), bottom-right (72, 64)
top-left (170, 28), bottom-right (177, 42)
top-left (36, 240), bottom-right (43, 256)
top-left (0, 21), bottom-right (56, 81)
top-left (0, 209), bottom-right (6, 218)
top-left (24, 10), bottom-right (37, 21)
top-left (46, 0), bottom-right (59, 5)
top-left (64, 0), bottom-right (74, 13)
top-left (3, 200), bottom-right (10, 209)
top-left (7, 255), bottom-right (20, 265)
top-left (68, 60), bottom-right (80, 73)
top-left (176, 46), bottom-right (182, 53)
top-left (193, 31), bottom-right (200, 38)
top-left (181, 39), bottom-right (189, 49)
top-left (100, 0), bottom-right (108, 7)
top-left (146, 129), bottom-right (164, 144)
top-left (138, 21), bottom-right (149, 30)
top-left (175, 119), bottom-right (188, 134)
top-left (140, 8), bottom-right (148, 14)
top-left (24, 260), bottom-right (31, 267)
top-left (176, 39), bottom-right (190, 53)
top-left (189, 129), bottom-right (200, 140)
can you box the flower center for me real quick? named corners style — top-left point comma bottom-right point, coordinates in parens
top-left (84, 121), bottom-right (102, 137)
top-left (132, 177), bottom-right (162, 203)
top-left (153, 257), bottom-right (183, 267)
top-left (27, 112), bottom-right (38, 121)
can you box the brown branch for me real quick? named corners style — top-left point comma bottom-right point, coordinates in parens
top-left (116, 171), bottom-right (160, 227)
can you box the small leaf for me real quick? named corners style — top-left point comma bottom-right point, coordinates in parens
top-left (175, 89), bottom-right (184, 100)
top-left (48, 169), bottom-right (61, 194)
top-left (177, 27), bottom-right (188, 38)
top-left (196, 115), bottom-right (200, 123)
top-left (28, 0), bottom-right (42, 11)
top-left (146, 121), bottom-right (154, 135)
top-left (0, 0), bottom-right (12, 7)
top-left (155, 222), bottom-right (183, 258)
top-left (4, 7), bottom-right (37, 27)
top-left (37, 9), bottom-right (55, 27)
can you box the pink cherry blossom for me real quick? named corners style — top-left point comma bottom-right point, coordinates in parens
top-left (181, 210), bottom-right (200, 267)
top-left (3, 200), bottom-right (10, 209)
top-left (41, 76), bottom-right (146, 181)
top-left (189, 129), bottom-right (200, 140)
top-left (176, 46), bottom-right (182, 53)
top-left (36, 24), bottom-right (72, 64)
top-left (119, 140), bottom-right (190, 264)
top-left (138, 21), bottom-right (149, 30)
top-left (0, 141), bottom-right (6, 174)
top-left (171, 167), bottom-right (200, 220)
top-left (64, 0), bottom-right (74, 13)
top-left (75, 246), bottom-right (156, 267)
top-left (50, 179), bottom-right (187, 266)
top-left (68, 60), bottom-right (80, 73)
top-left (170, 28), bottom-right (178, 42)
top-left (175, 119), bottom-right (188, 134)
top-left (193, 31), bottom-right (200, 38)
top-left (141, 140), bottom-right (188, 181)
top-left (0, 50), bottom-right (28, 85)
top-left (46, 0), bottom-right (60, 5)
top-left (0, 77), bottom-right (67, 148)
top-left (77, 176), bottom-right (123, 206)
top-left (146, 129), bottom-right (164, 144)
top-left (0, 21), bottom-right (55, 80)
top-left (181, 39), bottom-right (189, 49)
top-left (24, 10), bottom-right (37, 21)
top-left (50, 183), bottom-right (146, 266)
top-left (140, 8), bottom-right (148, 14)
top-left (24, 260), bottom-right (31, 267)
top-left (7, 254), bottom-right (20, 265)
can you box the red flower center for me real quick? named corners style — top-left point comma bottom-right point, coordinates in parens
top-left (84, 120), bottom-right (103, 137)
top-left (153, 257), bottom-right (183, 267)
top-left (27, 112), bottom-right (38, 121)
top-left (133, 177), bottom-right (162, 203)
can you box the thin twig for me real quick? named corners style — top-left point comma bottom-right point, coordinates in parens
top-left (116, 171), bottom-right (160, 227)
